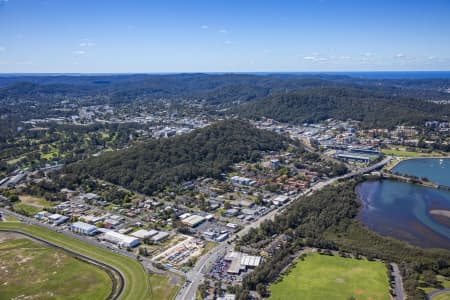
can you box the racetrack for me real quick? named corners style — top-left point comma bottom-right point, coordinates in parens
top-left (0, 222), bottom-right (151, 300)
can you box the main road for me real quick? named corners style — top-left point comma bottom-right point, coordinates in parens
top-left (176, 156), bottom-right (392, 300)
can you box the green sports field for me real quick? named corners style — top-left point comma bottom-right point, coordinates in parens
top-left (0, 237), bottom-right (112, 300)
top-left (269, 253), bottom-right (390, 300)
top-left (0, 222), bottom-right (151, 300)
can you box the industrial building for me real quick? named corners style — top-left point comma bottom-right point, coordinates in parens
top-left (272, 195), bottom-right (289, 206)
top-left (181, 215), bottom-right (205, 227)
top-left (151, 231), bottom-right (170, 242)
top-left (71, 221), bottom-right (98, 235)
top-left (335, 153), bottom-right (371, 163)
top-left (224, 251), bottom-right (262, 274)
top-left (130, 229), bottom-right (159, 239)
top-left (102, 231), bottom-right (140, 248)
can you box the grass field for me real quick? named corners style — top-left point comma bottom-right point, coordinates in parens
top-left (149, 274), bottom-right (181, 300)
top-left (0, 222), bottom-right (152, 300)
top-left (3, 215), bottom-right (19, 222)
top-left (381, 148), bottom-right (443, 158)
top-left (13, 203), bottom-right (42, 216)
top-left (269, 253), bottom-right (390, 300)
top-left (0, 237), bottom-right (112, 300)
top-left (19, 194), bottom-right (54, 208)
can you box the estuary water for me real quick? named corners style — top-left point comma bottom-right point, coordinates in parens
top-left (391, 158), bottom-right (450, 186)
top-left (357, 179), bottom-right (450, 249)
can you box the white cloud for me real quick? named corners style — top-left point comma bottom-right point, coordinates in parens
top-left (201, 25), bottom-right (208, 29)
top-left (363, 52), bottom-right (373, 57)
top-left (427, 56), bottom-right (436, 60)
top-left (73, 50), bottom-right (86, 55)
top-left (0, 46), bottom-right (5, 52)
top-left (80, 42), bottom-right (95, 47)
top-left (224, 40), bottom-right (232, 45)
top-left (219, 29), bottom-right (228, 34)
top-left (303, 55), bottom-right (328, 63)
top-left (338, 56), bottom-right (352, 60)
top-left (394, 53), bottom-right (405, 58)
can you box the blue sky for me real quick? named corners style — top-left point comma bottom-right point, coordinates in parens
top-left (1, 0), bottom-right (450, 73)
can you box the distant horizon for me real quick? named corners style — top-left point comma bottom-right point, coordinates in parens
top-left (1, 0), bottom-right (449, 73)
top-left (1, 70), bottom-right (450, 80)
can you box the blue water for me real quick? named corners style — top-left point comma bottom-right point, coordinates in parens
top-left (391, 158), bottom-right (450, 186)
top-left (357, 180), bottom-right (450, 249)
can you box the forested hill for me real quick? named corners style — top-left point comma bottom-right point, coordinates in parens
top-left (61, 120), bottom-right (291, 195)
top-left (236, 87), bottom-right (450, 128)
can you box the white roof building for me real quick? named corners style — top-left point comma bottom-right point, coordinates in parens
top-left (102, 231), bottom-right (140, 248)
top-left (151, 231), bottom-right (169, 242)
top-left (130, 229), bottom-right (159, 239)
top-left (71, 221), bottom-right (98, 235)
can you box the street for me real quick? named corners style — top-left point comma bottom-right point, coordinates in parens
top-left (175, 156), bottom-right (392, 300)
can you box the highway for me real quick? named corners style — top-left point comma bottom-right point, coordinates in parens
top-left (176, 156), bottom-right (392, 300)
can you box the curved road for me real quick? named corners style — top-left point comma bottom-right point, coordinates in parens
top-left (176, 157), bottom-right (392, 300)
top-left (427, 289), bottom-right (450, 300)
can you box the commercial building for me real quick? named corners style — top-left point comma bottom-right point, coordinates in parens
top-left (151, 231), bottom-right (170, 242)
top-left (215, 232), bottom-right (229, 242)
top-left (71, 221), bottom-right (98, 235)
top-left (335, 153), bottom-right (370, 163)
top-left (130, 229), bottom-right (158, 239)
top-left (102, 231), bottom-right (140, 248)
top-left (181, 215), bottom-right (205, 227)
top-left (230, 176), bottom-right (256, 186)
top-left (224, 251), bottom-right (262, 274)
top-left (272, 195), bottom-right (289, 206)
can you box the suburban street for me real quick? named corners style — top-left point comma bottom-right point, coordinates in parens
top-left (176, 156), bottom-right (392, 300)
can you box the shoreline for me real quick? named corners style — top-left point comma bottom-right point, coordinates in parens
top-left (384, 156), bottom-right (450, 172)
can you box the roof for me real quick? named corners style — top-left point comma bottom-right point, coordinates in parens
top-left (241, 254), bottom-right (261, 267)
top-left (130, 229), bottom-right (158, 239)
top-left (151, 231), bottom-right (169, 241)
top-left (103, 231), bottom-right (139, 245)
top-left (48, 213), bottom-right (63, 220)
top-left (181, 215), bottom-right (205, 226)
top-left (72, 221), bottom-right (97, 231)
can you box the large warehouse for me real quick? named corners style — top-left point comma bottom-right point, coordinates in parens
top-left (102, 231), bottom-right (140, 248)
top-left (130, 229), bottom-right (159, 239)
top-left (71, 221), bottom-right (98, 235)
top-left (181, 215), bottom-right (205, 227)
